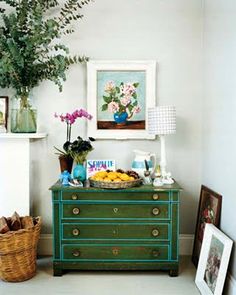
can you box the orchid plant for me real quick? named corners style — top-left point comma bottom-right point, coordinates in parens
top-left (54, 108), bottom-right (93, 158)
top-left (101, 81), bottom-right (141, 117)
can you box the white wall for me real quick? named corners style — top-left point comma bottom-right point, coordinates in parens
top-left (1, 1), bottom-right (203, 236)
top-left (203, 0), bottom-right (236, 280)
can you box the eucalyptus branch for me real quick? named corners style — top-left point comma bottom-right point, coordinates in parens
top-left (0, 0), bottom-right (93, 93)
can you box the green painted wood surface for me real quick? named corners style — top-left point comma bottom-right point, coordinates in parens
top-left (50, 181), bottom-right (182, 193)
top-left (61, 191), bottom-right (170, 201)
top-left (50, 181), bottom-right (181, 276)
top-left (53, 261), bottom-right (178, 272)
top-left (62, 203), bottom-right (169, 219)
top-left (62, 223), bottom-right (169, 240)
top-left (63, 244), bottom-right (169, 261)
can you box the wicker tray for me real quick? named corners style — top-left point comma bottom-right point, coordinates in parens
top-left (89, 178), bottom-right (142, 189)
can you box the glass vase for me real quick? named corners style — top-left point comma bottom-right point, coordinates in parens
top-left (11, 88), bottom-right (37, 133)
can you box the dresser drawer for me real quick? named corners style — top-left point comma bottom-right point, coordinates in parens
top-left (62, 223), bottom-right (169, 240)
top-left (62, 191), bottom-right (169, 201)
top-left (63, 244), bottom-right (169, 261)
top-left (62, 203), bottom-right (170, 219)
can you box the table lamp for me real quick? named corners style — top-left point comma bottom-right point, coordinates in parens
top-left (148, 106), bottom-right (176, 185)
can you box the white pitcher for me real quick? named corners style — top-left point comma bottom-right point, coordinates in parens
top-left (131, 150), bottom-right (156, 178)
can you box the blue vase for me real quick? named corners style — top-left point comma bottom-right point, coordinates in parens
top-left (73, 163), bottom-right (86, 181)
top-left (114, 112), bottom-right (128, 124)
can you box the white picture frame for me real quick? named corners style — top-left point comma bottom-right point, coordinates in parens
top-left (87, 60), bottom-right (156, 139)
top-left (195, 224), bottom-right (233, 295)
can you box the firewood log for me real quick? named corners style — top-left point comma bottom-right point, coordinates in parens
top-left (0, 216), bottom-right (10, 234)
top-left (20, 216), bottom-right (34, 229)
top-left (11, 211), bottom-right (21, 231)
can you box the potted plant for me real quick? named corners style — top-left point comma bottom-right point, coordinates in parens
top-left (0, 0), bottom-right (91, 133)
top-left (54, 108), bottom-right (93, 174)
top-left (65, 136), bottom-right (95, 181)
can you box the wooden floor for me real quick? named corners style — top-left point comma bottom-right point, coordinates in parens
top-left (0, 256), bottom-right (200, 295)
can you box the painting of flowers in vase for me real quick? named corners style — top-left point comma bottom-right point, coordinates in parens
top-left (87, 61), bottom-right (156, 139)
top-left (97, 71), bottom-right (146, 130)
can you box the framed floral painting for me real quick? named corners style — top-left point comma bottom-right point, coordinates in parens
top-left (0, 96), bottom-right (8, 132)
top-left (192, 185), bottom-right (222, 267)
top-left (195, 224), bottom-right (233, 295)
top-left (87, 60), bottom-right (156, 139)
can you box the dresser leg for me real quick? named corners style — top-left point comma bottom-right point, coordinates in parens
top-left (169, 268), bottom-right (179, 277)
top-left (53, 268), bottom-right (63, 276)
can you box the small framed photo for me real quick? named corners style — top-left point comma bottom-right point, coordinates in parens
top-left (0, 96), bottom-right (8, 132)
top-left (192, 185), bottom-right (222, 267)
top-left (87, 60), bottom-right (156, 139)
top-left (195, 224), bottom-right (233, 295)
top-left (86, 159), bottom-right (116, 179)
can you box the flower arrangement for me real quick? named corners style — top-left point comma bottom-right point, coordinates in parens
top-left (101, 81), bottom-right (141, 118)
top-left (65, 136), bottom-right (95, 164)
top-left (54, 109), bottom-right (94, 162)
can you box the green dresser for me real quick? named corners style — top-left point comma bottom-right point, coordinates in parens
top-left (50, 182), bottom-right (181, 276)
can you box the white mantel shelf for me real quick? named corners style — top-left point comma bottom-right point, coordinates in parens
top-left (0, 132), bottom-right (47, 139)
top-left (0, 132), bottom-right (47, 216)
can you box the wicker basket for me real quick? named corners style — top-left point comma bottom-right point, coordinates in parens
top-left (0, 216), bottom-right (41, 282)
top-left (89, 178), bottom-right (142, 189)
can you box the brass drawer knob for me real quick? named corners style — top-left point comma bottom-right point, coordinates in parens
top-left (72, 229), bottom-right (80, 236)
top-left (152, 207), bottom-right (160, 216)
top-left (112, 248), bottom-right (119, 256)
top-left (152, 250), bottom-right (159, 257)
top-left (71, 194), bottom-right (78, 200)
top-left (72, 250), bottom-right (80, 257)
top-left (72, 207), bottom-right (80, 215)
top-left (153, 194), bottom-right (159, 200)
top-left (113, 208), bottom-right (119, 213)
top-left (152, 229), bottom-right (159, 237)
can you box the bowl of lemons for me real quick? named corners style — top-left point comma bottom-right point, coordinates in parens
top-left (89, 169), bottom-right (142, 189)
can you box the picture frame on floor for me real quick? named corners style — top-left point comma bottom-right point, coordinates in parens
top-left (0, 96), bottom-right (8, 133)
top-left (192, 185), bottom-right (222, 267)
top-left (195, 224), bottom-right (232, 295)
top-left (87, 60), bottom-right (156, 139)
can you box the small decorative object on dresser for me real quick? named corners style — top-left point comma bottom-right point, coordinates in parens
top-left (86, 159), bottom-right (116, 179)
top-left (87, 60), bottom-right (156, 139)
top-left (50, 181), bottom-right (181, 276)
top-left (131, 149), bottom-right (156, 179)
top-left (195, 224), bottom-right (233, 295)
top-left (192, 185), bottom-right (222, 267)
top-left (0, 96), bottom-right (8, 133)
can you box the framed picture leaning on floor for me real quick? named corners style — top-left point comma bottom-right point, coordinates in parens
top-left (195, 224), bottom-right (232, 295)
top-left (192, 185), bottom-right (222, 267)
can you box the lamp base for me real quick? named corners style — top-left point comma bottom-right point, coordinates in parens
top-left (153, 174), bottom-right (175, 187)
top-left (162, 177), bottom-right (174, 185)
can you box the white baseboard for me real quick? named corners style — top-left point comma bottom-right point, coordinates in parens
top-left (38, 233), bottom-right (194, 256)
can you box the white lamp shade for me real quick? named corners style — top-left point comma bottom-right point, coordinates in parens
top-left (148, 106), bottom-right (176, 135)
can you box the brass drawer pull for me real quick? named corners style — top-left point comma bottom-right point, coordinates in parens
top-left (152, 229), bottom-right (159, 237)
top-left (72, 207), bottom-right (80, 215)
top-left (72, 229), bottom-right (80, 236)
top-left (152, 250), bottom-right (159, 257)
top-left (152, 194), bottom-right (159, 200)
top-left (71, 194), bottom-right (78, 200)
top-left (152, 207), bottom-right (160, 216)
top-left (113, 208), bottom-right (119, 213)
top-left (112, 248), bottom-right (119, 256)
top-left (72, 250), bottom-right (80, 257)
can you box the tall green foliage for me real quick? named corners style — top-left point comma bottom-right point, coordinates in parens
top-left (0, 0), bottom-right (91, 94)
